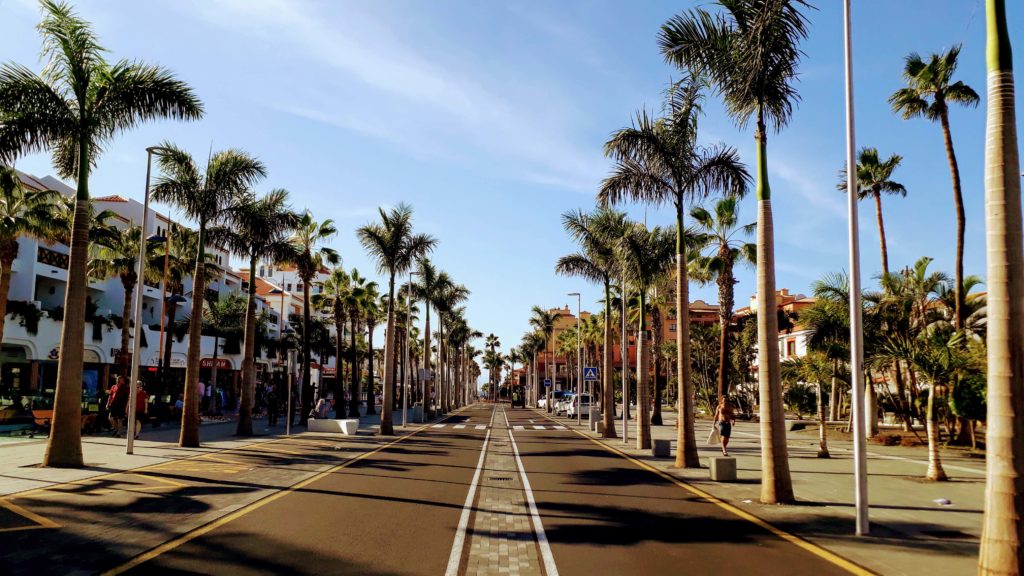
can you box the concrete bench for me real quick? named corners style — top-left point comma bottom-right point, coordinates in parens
top-left (308, 418), bottom-right (359, 435)
top-left (709, 457), bottom-right (737, 481)
top-left (651, 439), bottom-right (670, 458)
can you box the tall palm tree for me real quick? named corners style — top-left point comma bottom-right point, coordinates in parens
top-left (521, 331), bottom-right (545, 407)
top-left (528, 308), bottom-right (555, 410)
top-left (600, 79), bottom-right (748, 467)
top-left (0, 0), bottom-right (203, 467)
top-left (357, 204), bottom-right (436, 435)
top-left (222, 189), bottom-right (298, 435)
top-left (484, 333), bottom-right (502, 401)
top-left (0, 168), bottom-right (60, 342)
top-left (152, 144), bottom-right (265, 448)
top-left (360, 283), bottom-right (382, 415)
top-left (557, 208), bottom-right (628, 437)
top-left (659, 0), bottom-right (809, 501)
top-left (202, 292), bottom-right (246, 413)
top-left (690, 197), bottom-right (756, 403)
top-left (889, 45), bottom-right (978, 330)
top-left (344, 269), bottom-right (374, 418)
top-left (617, 222), bottom-right (675, 449)
top-left (837, 148), bottom-right (906, 276)
top-left (314, 268), bottom-right (352, 418)
top-left (413, 259), bottom-right (453, 411)
top-left (88, 224), bottom-right (159, 374)
top-left (979, 2), bottom-right (1024, 571)
top-left (436, 285), bottom-right (469, 412)
top-left (287, 212), bottom-right (339, 423)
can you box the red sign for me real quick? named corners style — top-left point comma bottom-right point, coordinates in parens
top-left (322, 367), bottom-right (336, 376)
top-left (200, 358), bottom-right (232, 370)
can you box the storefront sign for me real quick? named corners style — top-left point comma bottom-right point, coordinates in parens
top-left (322, 367), bottom-right (336, 376)
top-left (200, 358), bottom-right (232, 370)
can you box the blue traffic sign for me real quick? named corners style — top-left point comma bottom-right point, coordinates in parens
top-left (544, 379), bottom-right (552, 387)
top-left (583, 367), bottom-right (598, 381)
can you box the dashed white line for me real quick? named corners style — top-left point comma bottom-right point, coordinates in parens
top-left (432, 424), bottom-right (445, 428)
top-left (454, 424), bottom-right (466, 429)
top-left (503, 408), bottom-right (559, 576)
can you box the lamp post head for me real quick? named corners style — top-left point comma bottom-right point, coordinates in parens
top-left (146, 146), bottom-right (174, 156)
top-left (568, 292), bottom-right (580, 297)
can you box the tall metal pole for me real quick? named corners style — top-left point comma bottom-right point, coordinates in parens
top-left (570, 293), bottom-right (581, 425)
top-left (157, 219), bottom-right (172, 392)
top-left (621, 275), bottom-right (629, 444)
top-left (404, 272), bottom-right (417, 428)
top-left (286, 348), bottom-right (296, 436)
top-left (844, 0), bottom-right (870, 536)
top-left (127, 149), bottom-right (159, 454)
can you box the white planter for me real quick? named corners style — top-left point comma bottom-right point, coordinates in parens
top-left (308, 418), bottom-right (360, 435)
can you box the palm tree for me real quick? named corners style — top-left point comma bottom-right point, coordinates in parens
top-left (203, 293), bottom-right (246, 413)
top-left (617, 222), bottom-right (675, 450)
top-left (528, 308), bottom-right (556, 411)
top-left (600, 79), bottom-right (748, 467)
top-left (889, 45), bottom-right (978, 330)
top-left (780, 351), bottom-right (833, 458)
top-left (557, 208), bottom-right (629, 437)
top-left (88, 224), bottom-right (159, 374)
top-left (222, 189), bottom-right (298, 435)
top-left (357, 204), bottom-right (436, 435)
top-left (521, 332), bottom-right (545, 407)
top-left (0, 168), bottom-right (60, 342)
top-left (690, 197), bottom-right (756, 404)
top-left (152, 144), bottom-right (265, 448)
top-left (659, 0), bottom-right (809, 501)
top-left (436, 285), bottom-right (469, 412)
top-left (0, 0), bottom-right (202, 467)
top-left (979, 2), bottom-right (1024, 571)
top-left (287, 212), bottom-right (339, 423)
top-left (837, 148), bottom-right (906, 276)
top-left (314, 268), bottom-right (352, 418)
top-left (413, 259), bottom-right (453, 411)
top-left (484, 333), bottom-right (502, 401)
top-left (361, 284), bottom-right (382, 415)
top-left (344, 269), bottom-right (374, 418)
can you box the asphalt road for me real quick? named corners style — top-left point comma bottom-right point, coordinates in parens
top-left (1, 403), bottom-right (867, 575)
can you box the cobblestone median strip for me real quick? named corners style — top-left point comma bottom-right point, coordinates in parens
top-left (463, 408), bottom-right (549, 576)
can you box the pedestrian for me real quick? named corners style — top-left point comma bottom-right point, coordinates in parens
top-left (106, 376), bottom-right (129, 437)
top-left (266, 383), bottom-right (278, 427)
top-left (197, 379), bottom-right (207, 414)
top-left (713, 398), bottom-right (736, 457)
top-left (512, 389), bottom-right (519, 409)
top-left (128, 381), bottom-right (149, 440)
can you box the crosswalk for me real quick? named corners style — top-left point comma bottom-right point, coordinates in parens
top-left (426, 423), bottom-right (568, 431)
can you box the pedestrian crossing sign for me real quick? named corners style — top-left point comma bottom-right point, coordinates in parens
top-left (544, 379), bottom-right (551, 387)
top-left (583, 367), bottom-right (598, 381)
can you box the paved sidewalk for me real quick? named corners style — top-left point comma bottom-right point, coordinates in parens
top-left (542, 408), bottom-right (982, 576)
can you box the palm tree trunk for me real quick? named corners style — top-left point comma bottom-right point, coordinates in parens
top-left (210, 335), bottom-right (220, 415)
top-left (423, 304), bottom-right (432, 417)
top-left (335, 311), bottom-right (346, 419)
top-left (818, 379), bottom-right (830, 458)
top-left (716, 254), bottom-right (735, 403)
top-left (828, 372), bottom-right (839, 421)
top-left (636, 293), bottom-right (651, 450)
top-left (754, 122), bottom-right (794, 503)
top-left (866, 375), bottom-right (879, 437)
top-left (179, 225), bottom-right (207, 448)
top-left (380, 275), bottom-right (397, 435)
top-left (43, 184), bottom-right (91, 468)
top-left (926, 383), bottom-right (948, 481)
top-left (119, 278), bottom-right (134, 376)
top-left (300, 280), bottom-right (313, 424)
top-left (602, 282), bottom-right (617, 437)
top-left (163, 298), bottom-right (178, 390)
top-left (979, 3), bottom-right (1024, 570)
top-left (674, 200), bottom-right (699, 468)
top-left (236, 257), bottom-right (259, 436)
top-left (365, 324), bottom-right (376, 415)
top-left (350, 318), bottom-right (360, 417)
top-left (873, 192), bottom-right (890, 277)
top-left (939, 108), bottom-right (967, 331)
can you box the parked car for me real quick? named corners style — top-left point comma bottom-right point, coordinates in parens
top-left (538, 389), bottom-right (566, 410)
top-left (567, 394), bottom-right (592, 418)
top-left (556, 393), bottom-right (575, 416)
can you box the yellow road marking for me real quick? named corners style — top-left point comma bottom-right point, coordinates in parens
top-left (0, 498), bottom-right (61, 531)
top-left (245, 444), bottom-right (304, 456)
top-left (195, 454), bottom-right (251, 467)
top-left (101, 407), bottom-right (472, 576)
top-left (533, 410), bottom-right (875, 576)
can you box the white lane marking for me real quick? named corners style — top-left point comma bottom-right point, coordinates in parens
top-left (514, 425), bottom-right (525, 431)
top-left (445, 406), bottom-right (496, 576)
top-left (432, 424), bottom-right (445, 428)
top-left (532, 425), bottom-right (545, 430)
top-left (503, 407), bottom-right (559, 576)
top-left (454, 424), bottom-right (466, 429)
top-left (553, 426), bottom-right (567, 430)
top-left (475, 425), bottom-right (487, 430)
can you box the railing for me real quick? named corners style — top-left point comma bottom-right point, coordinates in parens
top-left (37, 247), bottom-right (69, 270)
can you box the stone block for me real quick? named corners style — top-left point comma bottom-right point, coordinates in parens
top-left (308, 418), bottom-right (360, 435)
top-left (651, 439), bottom-right (670, 458)
top-left (709, 457), bottom-right (737, 482)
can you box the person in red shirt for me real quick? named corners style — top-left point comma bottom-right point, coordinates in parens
top-left (127, 381), bottom-right (149, 440)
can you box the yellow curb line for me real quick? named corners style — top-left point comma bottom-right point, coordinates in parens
top-left (0, 498), bottom-right (61, 532)
top-left (533, 410), bottom-right (875, 576)
top-left (100, 407), bottom-right (473, 576)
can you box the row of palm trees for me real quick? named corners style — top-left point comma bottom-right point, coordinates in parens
top-left (0, 1), bottom-right (488, 464)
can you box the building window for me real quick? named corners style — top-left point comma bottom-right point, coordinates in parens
top-left (786, 339), bottom-right (796, 357)
top-left (259, 266), bottom-right (265, 277)
top-left (669, 323), bottom-right (677, 332)
top-left (287, 283), bottom-right (292, 291)
top-left (297, 284), bottom-right (304, 293)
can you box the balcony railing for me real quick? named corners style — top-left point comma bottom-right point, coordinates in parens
top-left (37, 247), bottom-right (69, 270)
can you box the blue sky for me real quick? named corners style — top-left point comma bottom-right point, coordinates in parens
top-left (1, 0), bottom-right (1021, 359)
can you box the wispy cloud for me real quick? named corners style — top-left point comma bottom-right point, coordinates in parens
top-left (182, 0), bottom-right (605, 192)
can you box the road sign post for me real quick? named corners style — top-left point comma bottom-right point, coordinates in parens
top-left (583, 367), bottom-right (598, 381)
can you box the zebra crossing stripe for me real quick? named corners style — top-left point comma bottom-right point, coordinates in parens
top-left (475, 425), bottom-right (487, 430)
top-left (432, 424), bottom-right (445, 428)
top-left (532, 425), bottom-right (545, 430)
top-left (553, 426), bottom-right (567, 430)
top-left (514, 425), bottom-right (525, 431)
top-left (454, 424), bottom-right (466, 429)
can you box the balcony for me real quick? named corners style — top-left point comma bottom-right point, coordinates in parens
top-left (37, 246), bottom-right (69, 270)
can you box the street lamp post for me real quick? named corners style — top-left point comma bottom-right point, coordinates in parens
top-left (286, 343), bottom-right (297, 436)
top-left (621, 274), bottom-right (629, 445)
top-left (404, 271), bottom-right (419, 428)
top-left (127, 146), bottom-right (172, 455)
top-left (843, 0), bottom-right (869, 536)
top-left (569, 292), bottom-right (581, 426)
